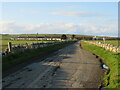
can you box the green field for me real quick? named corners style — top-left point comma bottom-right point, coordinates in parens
top-left (81, 40), bottom-right (119, 88)
top-left (1, 40), bottom-right (57, 52)
top-left (1, 34), bottom-right (91, 52)
top-left (92, 40), bottom-right (119, 46)
top-left (1, 40), bottom-right (57, 46)
top-left (1, 34), bottom-right (94, 40)
top-left (1, 34), bottom-right (62, 40)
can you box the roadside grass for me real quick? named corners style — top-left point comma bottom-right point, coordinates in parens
top-left (3, 41), bottom-right (76, 71)
top-left (81, 40), bottom-right (119, 88)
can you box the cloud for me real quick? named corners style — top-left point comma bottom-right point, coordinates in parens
top-left (50, 12), bottom-right (109, 17)
top-left (0, 21), bottom-right (26, 33)
top-left (0, 21), bottom-right (118, 37)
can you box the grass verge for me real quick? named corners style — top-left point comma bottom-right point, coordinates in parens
top-left (81, 40), bottom-right (119, 88)
top-left (3, 41), bottom-right (76, 71)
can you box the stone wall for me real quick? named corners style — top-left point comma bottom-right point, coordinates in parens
top-left (84, 41), bottom-right (120, 53)
top-left (2, 41), bottom-right (66, 56)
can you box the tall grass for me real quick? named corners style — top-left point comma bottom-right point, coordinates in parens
top-left (81, 40), bottom-right (119, 88)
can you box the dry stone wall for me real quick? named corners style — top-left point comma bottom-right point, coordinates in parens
top-left (84, 41), bottom-right (120, 53)
top-left (2, 41), bottom-right (66, 56)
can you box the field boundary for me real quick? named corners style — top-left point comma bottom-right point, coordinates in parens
top-left (2, 41), bottom-right (70, 56)
top-left (84, 41), bottom-right (120, 53)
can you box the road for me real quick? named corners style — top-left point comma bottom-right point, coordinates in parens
top-left (2, 41), bottom-right (103, 88)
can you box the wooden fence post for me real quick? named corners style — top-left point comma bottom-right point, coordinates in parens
top-left (8, 42), bottom-right (12, 52)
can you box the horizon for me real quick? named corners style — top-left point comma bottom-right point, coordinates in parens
top-left (1, 33), bottom-right (118, 37)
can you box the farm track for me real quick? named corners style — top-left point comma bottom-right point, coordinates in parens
top-left (2, 41), bottom-right (103, 88)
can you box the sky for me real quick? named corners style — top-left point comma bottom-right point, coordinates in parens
top-left (0, 2), bottom-right (118, 37)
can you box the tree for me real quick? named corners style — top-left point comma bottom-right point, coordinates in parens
top-left (71, 34), bottom-right (75, 40)
top-left (61, 34), bottom-right (67, 40)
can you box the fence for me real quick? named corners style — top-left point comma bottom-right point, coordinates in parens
top-left (2, 41), bottom-right (67, 56)
top-left (84, 41), bottom-right (120, 53)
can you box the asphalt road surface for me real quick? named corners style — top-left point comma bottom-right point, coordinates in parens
top-left (2, 41), bottom-right (103, 88)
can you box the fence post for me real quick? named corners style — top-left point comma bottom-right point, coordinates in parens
top-left (25, 43), bottom-right (29, 49)
top-left (8, 42), bottom-right (12, 52)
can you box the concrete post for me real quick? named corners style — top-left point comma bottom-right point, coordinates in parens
top-left (8, 42), bottom-right (12, 52)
